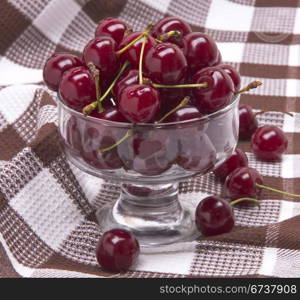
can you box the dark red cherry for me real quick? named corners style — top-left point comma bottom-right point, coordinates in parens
top-left (152, 17), bottom-right (192, 47)
top-left (224, 167), bottom-right (263, 202)
top-left (192, 67), bottom-right (234, 114)
top-left (214, 148), bottom-right (248, 181)
top-left (219, 64), bottom-right (241, 91)
top-left (83, 37), bottom-right (120, 80)
top-left (118, 84), bottom-right (160, 123)
top-left (238, 104), bottom-right (258, 140)
top-left (212, 50), bottom-right (222, 66)
top-left (59, 66), bottom-right (96, 111)
top-left (96, 229), bottom-right (139, 272)
top-left (251, 125), bottom-right (288, 161)
top-left (177, 133), bottom-right (217, 172)
top-left (118, 32), bottom-right (156, 68)
top-left (163, 105), bottom-right (203, 122)
top-left (183, 32), bottom-right (219, 74)
top-left (144, 43), bottom-right (187, 85)
top-left (90, 107), bottom-right (128, 123)
top-left (195, 196), bottom-right (234, 236)
top-left (118, 130), bottom-right (178, 176)
top-left (43, 53), bottom-right (83, 91)
top-left (95, 17), bottom-right (128, 45)
top-left (112, 69), bottom-right (139, 99)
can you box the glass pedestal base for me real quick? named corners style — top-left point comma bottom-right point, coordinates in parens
top-left (96, 182), bottom-right (199, 247)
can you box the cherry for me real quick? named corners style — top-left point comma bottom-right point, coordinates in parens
top-left (192, 67), bottom-right (234, 114)
top-left (238, 104), bottom-right (258, 140)
top-left (224, 167), bottom-right (263, 202)
top-left (43, 53), bottom-right (83, 91)
top-left (83, 36), bottom-right (120, 80)
top-left (219, 64), bottom-right (241, 91)
top-left (177, 133), bottom-right (216, 172)
top-left (163, 104), bottom-right (203, 122)
top-left (183, 32), bottom-right (219, 74)
top-left (144, 43), bottom-right (187, 85)
top-left (96, 229), bottom-right (139, 272)
top-left (195, 196), bottom-right (234, 236)
top-left (251, 125), bottom-right (288, 161)
top-left (212, 50), bottom-right (222, 66)
top-left (118, 31), bottom-right (156, 68)
top-left (118, 130), bottom-right (178, 176)
top-left (59, 66), bottom-right (96, 111)
top-left (95, 17), bottom-right (128, 45)
top-left (90, 107), bottom-right (128, 123)
top-left (214, 148), bottom-right (248, 181)
top-left (118, 84), bottom-right (160, 123)
top-left (112, 69), bottom-right (139, 99)
top-left (152, 17), bottom-right (192, 47)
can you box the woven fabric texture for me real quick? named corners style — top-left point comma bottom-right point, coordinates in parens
top-left (0, 0), bottom-right (300, 278)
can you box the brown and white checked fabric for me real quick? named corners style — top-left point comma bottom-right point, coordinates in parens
top-left (0, 0), bottom-right (300, 278)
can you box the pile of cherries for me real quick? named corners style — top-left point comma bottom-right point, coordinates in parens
top-left (44, 16), bottom-right (241, 120)
top-left (43, 16), bottom-right (293, 273)
top-left (43, 16), bottom-right (249, 176)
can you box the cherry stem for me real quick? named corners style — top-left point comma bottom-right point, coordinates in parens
top-left (235, 81), bottom-right (263, 95)
top-left (254, 110), bottom-right (294, 117)
top-left (87, 62), bottom-right (103, 113)
top-left (159, 30), bottom-right (181, 42)
top-left (139, 33), bottom-right (148, 85)
top-left (230, 197), bottom-right (260, 207)
top-left (256, 184), bottom-right (300, 198)
top-left (152, 82), bottom-right (208, 89)
top-left (116, 24), bottom-right (153, 56)
top-left (100, 129), bottom-right (133, 153)
top-left (157, 96), bottom-right (190, 123)
top-left (99, 61), bottom-right (129, 102)
top-left (99, 96), bottom-right (190, 153)
top-left (82, 61), bottom-right (129, 115)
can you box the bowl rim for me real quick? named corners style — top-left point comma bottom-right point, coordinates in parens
top-left (57, 93), bottom-right (240, 128)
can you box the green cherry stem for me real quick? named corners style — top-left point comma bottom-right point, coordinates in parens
top-left (116, 33), bottom-right (145, 56)
top-left (157, 96), bottom-right (190, 123)
top-left (100, 129), bottom-right (134, 153)
top-left (159, 30), bottom-right (181, 42)
top-left (235, 81), bottom-right (262, 95)
top-left (99, 96), bottom-right (190, 153)
top-left (116, 24), bottom-right (153, 56)
top-left (230, 198), bottom-right (260, 207)
top-left (83, 61), bottom-right (129, 115)
top-left (256, 184), bottom-right (300, 198)
top-left (99, 61), bottom-right (129, 102)
top-left (87, 62), bottom-right (103, 113)
top-left (139, 33), bottom-right (148, 85)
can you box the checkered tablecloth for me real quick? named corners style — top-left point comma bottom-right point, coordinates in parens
top-left (1, 0), bottom-right (300, 278)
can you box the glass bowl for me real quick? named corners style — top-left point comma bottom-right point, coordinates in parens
top-left (58, 95), bottom-right (240, 246)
